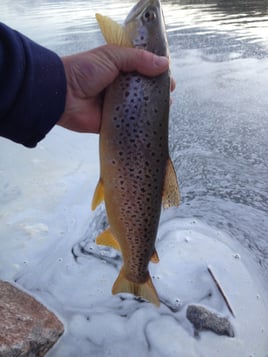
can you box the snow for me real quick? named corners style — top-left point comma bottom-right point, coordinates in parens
top-left (1, 126), bottom-right (267, 356)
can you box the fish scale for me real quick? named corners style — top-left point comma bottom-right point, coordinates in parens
top-left (92, 0), bottom-right (179, 306)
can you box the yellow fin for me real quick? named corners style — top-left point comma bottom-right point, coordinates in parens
top-left (162, 158), bottom-right (180, 209)
top-left (112, 268), bottom-right (160, 307)
top-left (151, 248), bottom-right (159, 263)
top-left (95, 228), bottom-right (121, 251)
top-left (91, 179), bottom-right (104, 211)
top-left (95, 13), bottom-right (132, 47)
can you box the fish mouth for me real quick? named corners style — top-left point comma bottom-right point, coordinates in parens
top-left (125, 0), bottom-right (161, 24)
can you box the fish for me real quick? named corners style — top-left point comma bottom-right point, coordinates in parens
top-left (92, 0), bottom-right (180, 306)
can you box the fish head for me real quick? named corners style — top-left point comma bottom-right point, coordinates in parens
top-left (124, 0), bottom-right (169, 56)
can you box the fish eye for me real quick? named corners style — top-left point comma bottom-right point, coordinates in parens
top-left (143, 9), bottom-right (156, 22)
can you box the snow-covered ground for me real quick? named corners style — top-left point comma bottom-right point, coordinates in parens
top-left (1, 127), bottom-right (267, 356)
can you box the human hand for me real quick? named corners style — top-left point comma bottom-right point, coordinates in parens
top-left (57, 45), bottom-right (175, 134)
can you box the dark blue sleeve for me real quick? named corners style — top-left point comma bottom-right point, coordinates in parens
top-left (0, 23), bottom-right (66, 147)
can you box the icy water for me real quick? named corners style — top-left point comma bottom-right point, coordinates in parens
top-left (1, 0), bottom-right (268, 356)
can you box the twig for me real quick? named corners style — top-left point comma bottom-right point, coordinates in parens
top-left (207, 266), bottom-right (235, 318)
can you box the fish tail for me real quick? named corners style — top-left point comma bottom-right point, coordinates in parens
top-left (112, 268), bottom-right (160, 307)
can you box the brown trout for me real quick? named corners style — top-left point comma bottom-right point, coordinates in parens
top-left (92, 0), bottom-right (179, 306)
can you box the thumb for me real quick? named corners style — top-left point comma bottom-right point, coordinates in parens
top-left (109, 45), bottom-right (170, 76)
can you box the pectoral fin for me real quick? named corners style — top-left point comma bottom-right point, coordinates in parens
top-left (112, 268), bottom-right (160, 307)
top-left (162, 158), bottom-right (180, 209)
top-left (92, 179), bottom-right (104, 211)
top-left (95, 228), bottom-right (121, 251)
top-left (95, 13), bottom-right (132, 47)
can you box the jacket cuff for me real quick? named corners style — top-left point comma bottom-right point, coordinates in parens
top-left (0, 23), bottom-right (66, 147)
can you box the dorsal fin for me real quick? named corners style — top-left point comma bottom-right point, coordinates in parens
top-left (95, 13), bottom-right (133, 47)
top-left (162, 158), bottom-right (180, 209)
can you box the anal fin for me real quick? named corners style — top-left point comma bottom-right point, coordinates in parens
top-left (96, 230), bottom-right (159, 263)
top-left (95, 228), bottom-right (121, 251)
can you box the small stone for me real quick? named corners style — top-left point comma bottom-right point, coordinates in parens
top-left (0, 281), bottom-right (64, 357)
top-left (186, 304), bottom-right (235, 337)
top-left (232, 253), bottom-right (241, 259)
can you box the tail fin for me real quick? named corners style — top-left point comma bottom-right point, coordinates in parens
top-left (112, 268), bottom-right (160, 307)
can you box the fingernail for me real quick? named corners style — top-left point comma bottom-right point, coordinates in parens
top-left (154, 55), bottom-right (169, 68)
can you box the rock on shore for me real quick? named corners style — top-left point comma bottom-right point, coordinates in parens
top-left (0, 281), bottom-right (64, 357)
top-left (186, 304), bottom-right (235, 337)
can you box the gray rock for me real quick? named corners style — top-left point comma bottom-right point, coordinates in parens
top-left (0, 281), bottom-right (64, 356)
top-left (186, 304), bottom-right (235, 337)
